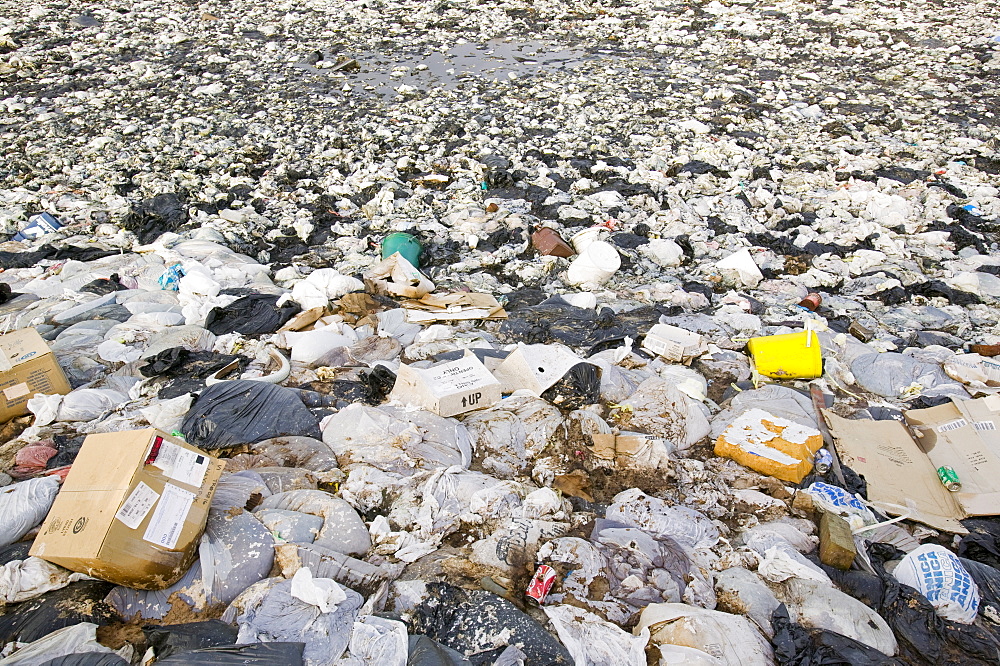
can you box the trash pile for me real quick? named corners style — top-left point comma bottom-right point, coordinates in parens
top-left (2, 0), bottom-right (1000, 663)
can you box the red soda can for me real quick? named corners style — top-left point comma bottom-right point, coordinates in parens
top-left (525, 565), bottom-right (557, 605)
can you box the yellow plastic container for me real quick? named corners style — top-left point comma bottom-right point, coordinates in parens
top-left (747, 330), bottom-right (823, 379)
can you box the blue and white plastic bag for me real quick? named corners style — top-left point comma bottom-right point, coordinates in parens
top-left (893, 544), bottom-right (980, 624)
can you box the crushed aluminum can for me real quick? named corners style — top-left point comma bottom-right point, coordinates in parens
top-left (813, 448), bottom-right (833, 475)
top-left (937, 465), bottom-right (961, 492)
top-left (525, 564), bottom-right (557, 605)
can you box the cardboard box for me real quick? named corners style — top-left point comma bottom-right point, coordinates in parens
top-left (390, 354), bottom-right (501, 417)
top-left (30, 429), bottom-right (224, 589)
top-left (0, 328), bottom-right (71, 422)
top-left (492, 344), bottom-right (588, 396)
top-left (824, 396), bottom-right (1000, 534)
top-left (641, 324), bottom-right (707, 363)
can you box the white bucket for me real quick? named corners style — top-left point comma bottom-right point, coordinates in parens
top-left (566, 241), bottom-right (621, 286)
top-left (570, 227), bottom-right (606, 253)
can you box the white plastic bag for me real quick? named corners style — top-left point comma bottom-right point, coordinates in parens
top-left (0, 622), bottom-right (118, 665)
top-left (56, 389), bottom-right (127, 422)
top-left (340, 616), bottom-right (408, 666)
top-left (140, 393), bottom-right (194, 432)
top-left (0, 557), bottom-right (90, 604)
top-left (0, 477), bottom-right (61, 548)
top-left (634, 603), bottom-right (774, 666)
top-left (543, 604), bottom-right (648, 666)
top-left (893, 544), bottom-right (980, 624)
top-left (291, 268), bottom-right (364, 310)
top-left (607, 488), bottom-right (719, 549)
top-left (291, 567), bottom-right (347, 613)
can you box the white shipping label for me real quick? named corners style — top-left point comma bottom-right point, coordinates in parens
top-left (2, 383), bottom-right (29, 401)
top-left (143, 483), bottom-right (195, 549)
top-left (937, 419), bottom-right (968, 433)
top-left (152, 441), bottom-right (209, 487)
top-left (115, 482), bottom-right (160, 529)
top-left (973, 420), bottom-right (997, 432)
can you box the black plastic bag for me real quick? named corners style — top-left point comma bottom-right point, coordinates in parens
top-left (121, 192), bottom-right (188, 244)
top-left (0, 246), bottom-right (120, 270)
top-left (499, 296), bottom-right (672, 351)
top-left (540, 362), bottom-right (602, 411)
top-left (799, 463), bottom-right (868, 500)
top-left (825, 544), bottom-right (1000, 665)
top-left (139, 348), bottom-right (249, 380)
top-left (80, 274), bottom-right (127, 295)
top-left (959, 518), bottom-right (1000, 569)
top-left (0, 540), bottom-right (33, 565)
top-left (38, 655), bottom-right (129, 666)
top-left (181, 380), bottom-right (321, 450)
top-left (204, 294), bottom-right (301, 336)
top-left (771, 603), bottom-right (904, 665)
top-left (360, 365), bottom-right (397, 404)
top-left (407, 583), bottom-right (571, 665)
top-left (407, 634), bottom-right (471, 665)
top-left (960, 557), bottom-right (1000, 620)
top-left (144, 620), bottom-right (240, 658)
top-left (46, 434), bottom-right (86, 469)
top-left (154, 642), bottom-right (305, 665)
top-left (0, 581), bottom-right (119, 645)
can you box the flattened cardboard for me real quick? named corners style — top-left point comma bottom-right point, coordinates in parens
top-left (824, 411), bottom-right (967, 533)
top-left (0, 328), bottom-right (71, 422)
top-left (30, 428), bottom-right (224, 589)
top-left (403, 292), bottom-right (508, 323)
top-left (390, 354), bottom-right (501, 417)
top-left (363, 253), bottom-right (434, 298)
top-left (904, 396), bottom-right (1000, 517)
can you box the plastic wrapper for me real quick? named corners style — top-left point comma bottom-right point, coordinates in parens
top-left (0, 623), bottom-right (121, 666)
top-left (322, 404), bottom-right (470, 475)
top-left (543, 604), bottom-right (648, 666)
top-left (0, 557), bottom-right (91, 604)
top-left (633, 602), bottom-right (774, 666)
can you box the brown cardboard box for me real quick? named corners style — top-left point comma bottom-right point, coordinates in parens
top-left (0, 328), bottom-right (71, 422)
top-left (825, 396), bottom-right (1000, 534)
top-left (30, 429), bottom-right (224, 589)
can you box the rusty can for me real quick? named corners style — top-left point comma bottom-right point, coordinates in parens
top-left (969, 344), bottom-right (1000, 358)
top-left (525, 564), bottom-right (557, 605)
top-left (796, 293), bottom-right (822, 311)
top-left (848, 320), bottom-right (874, 342)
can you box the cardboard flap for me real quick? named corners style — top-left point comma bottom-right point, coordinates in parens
top-left (0, 328), bottom-right (52, 370)
top-left (824, 411), bottom-right (967, 533)
top-left (905, 398), bottom-right (1000, 516)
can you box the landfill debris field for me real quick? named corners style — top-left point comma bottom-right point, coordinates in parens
top-left (2, 0), bottom-right (1000, 663)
